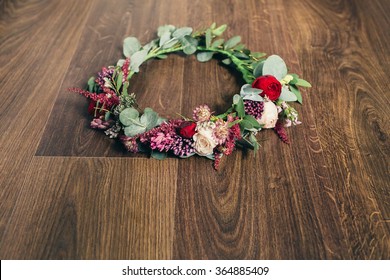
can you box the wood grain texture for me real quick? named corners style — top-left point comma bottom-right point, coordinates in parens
top-left (0, 0), bottom-right (389, 259)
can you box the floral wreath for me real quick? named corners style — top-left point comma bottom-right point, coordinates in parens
top-left (70, 23), bottom-right (311, 169)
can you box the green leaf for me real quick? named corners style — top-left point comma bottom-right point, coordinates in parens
top-left (161, 38), bottom-right (179, 49)
top-left (211, 38), bottom-right (224, 48)
top-left (251, 52), bottom-right (266, 58)
top-left (290, 85), bottom-right (302, 104)
top-left (295, 78), bottom-right (312, 87)
top-left (253, 61), bottom-right (264, 78)
top-left (123, 37), bottom-right (141, 57)
top-left (279, 86), bottom-right (298, 102)
top-left (157, 54), bottom-right (168, 59)
top-left (159, 32), bottom-right (171, 47)
top-left (234, 52), bottom-right (249, 59)
top-left (240, 120), bottom-right (254, 131)
top-left (124, 123), bottom-right (146, 137)
top-left (87, 77), bottom-right (95, 92)
top-left (224, 36), bottom-right (241, 50)
top-left (172, 27), bottom-right (193, 39)
top-left (181, 35), bottom-right (198, 55)
top-left (233, 94), bottom-right (245, 118)
top-left (196, 52), bottom-right (214, 62)
top-left (234, 44), bottom-right (245, 51)
top-left (240, 84), bottom-right (263, 102)
top-left (116, 59), bottom-right (125, 67)
top-left (119, 108), bottom-right (140, 126)
top-left (122, 81), bottom-right (129, 95)
top-left (262, 55), bottom-right (288, 80)
top-left (210, 22), bottom-right (216, 29)
top-left (140, 108), bottom-right (159, 130)
top-left (243, 115), bottom-right (261, 129)
top-left (151, 150), bottom-right (168, 160)
top-left (205, 28), bottom-right (212, 48)
top-left (104, 111), bottom-right (111, 121)
top-left (157, 25), bottom-right (175, 37)
top-left (130, 49), bottom-right (148, 72)
top-left (116, 72), bottom-right (123, 90)
top-left (212, 24), bottom-right (227, 36)
top-left (249, 133), bottom-right (260, 152)
top-left (221, 58), bottom-right (231, 65)
top-left (290, 73), bottom-right (299, 85)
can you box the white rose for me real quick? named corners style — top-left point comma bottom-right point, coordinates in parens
top-left (193, 124), bottom-right (217, 156)
top-left (258, 101), bottom-right (278, 128)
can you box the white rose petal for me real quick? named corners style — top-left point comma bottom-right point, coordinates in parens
top-left (257, 101), bottom-right (278, 129)
top-left (193, 123), bottom-right (217, 156)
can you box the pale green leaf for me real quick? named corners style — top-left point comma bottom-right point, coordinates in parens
top-left (279, 86), bottom-right (298, 102)
top-left (212, 24), bottom-right (227, 36)
top-left (151, 150), bottom-right (168, 160)
top-left (130, 49), bottom-right (148, 72)
top-left (290, 85), bottom-right (302, 104)
top-left (172, 27), bottom-right (193, 39)
top-left (196, 52), bottom-right (214, 62)
top-left (124, 123), bottom-right (146, 137)
top-left (253, 61), bottom-right (264, 78)
top-left (262, 55), bottom-right (287, 80)
top-left (157, 25), bottom-right (175, 37)
top-left (205, 29), bottom-right (212, 48)
top-left (140, 107), bottom-right (159, 130)
top-left (295, 78), bottom-right (312, 87)
top-left (224, 36), bottom-right (241, 50)
top-left (211, 38), bottom-right (224, 48)
top-left (123, 37), bottom-right (141, 57)
top-left (119, 108), bottom-right (139, 126)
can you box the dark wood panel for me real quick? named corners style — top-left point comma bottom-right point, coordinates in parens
top-left (0, 157), bottom-right (178, 259)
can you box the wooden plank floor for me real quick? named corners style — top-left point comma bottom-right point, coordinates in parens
top-left (0, 0), bottom-right (389, 259)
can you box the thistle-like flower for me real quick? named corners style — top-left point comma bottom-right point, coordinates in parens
top-left (193, 104), bottom-right (211, 122)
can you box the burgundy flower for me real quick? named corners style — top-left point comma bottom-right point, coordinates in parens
top-left (177, 122), bottom-right (197, 138)
top-left (252, 75), bottom-right (282, 101)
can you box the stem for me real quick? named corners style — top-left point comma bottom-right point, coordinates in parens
top-left (196, 46), bottom-right (253, 83)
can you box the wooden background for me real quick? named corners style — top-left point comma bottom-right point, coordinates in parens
top-left (0, 0), bottom-right (389, 259)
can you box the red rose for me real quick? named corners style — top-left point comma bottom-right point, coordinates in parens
top-left (252, 75), bottom-right (282, 101)
top-left (178, 122), bottom-right (197, 138)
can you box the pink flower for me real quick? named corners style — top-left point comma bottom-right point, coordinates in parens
top-left (193, 105), bottom-right (211, 122)
top-left (90, 118), bottom-right (111, 129)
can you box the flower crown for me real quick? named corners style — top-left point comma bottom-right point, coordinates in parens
top-left (70, 23), bottom-right (311, 169)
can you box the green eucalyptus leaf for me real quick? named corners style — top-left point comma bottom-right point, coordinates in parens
top-left (240, 84), bottom-right (264, 102)
top-left (159, 32), bottom-right (172, 47)
top-left (161, 38), bottom-right (178, 49)
top-left (211, 38), bottom-right (224, 48)
top-left (279, 86), bottom-right (298, 102)
top-left (157, 25), bottom-right (175, 37)
top-left (205, 28), bottom-right (212, 48)
top-left (290, 85), bottom-right (302, 104)
top-left (117, 59), bottom-right (125, 67)
top-left (232, 94), bottom-right (241, 105)
top-left (224, 36), bottom-right (241, 50)
top-left (123, 37), bottom-right (142, 57)
top-left (130, 49), bottom-right (148, 72)
top-left (222, 58), bottom-right (231, 65)
top-left (151, 150), bottom-right (168, 160)
top-left (156, 117), bottom-right (167, 126)
top-left (140, 107), bottom-right (159, 130)
top-left (181, 35), bottom-right (198, 55)
top-left (119, 107), bottom-right (140, 126)
top-left (251, 52), bottom-right (266, 58)
top-left (172, 27), bottom-right (193, 39)
top-left (253, 61), bottom-right (264, 78)
top-left (212, 24), bottom-right (227, 36)
top-left (262, 55), bottom-right (287, 80)
top-left (124, 123), bottom-right (146, 137)
top-left (196, 52), bottom-right (214, 62)
top-left (295, 78), bottom-right (312, 87)
top-left (234, 52), bottom-right (249, 59)
top-left (143, 39), bottom-right (158, 52)
top-left (234, 44), bottom-right (245, 51)
top-left (179, 152), bottom-right (196, 159)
